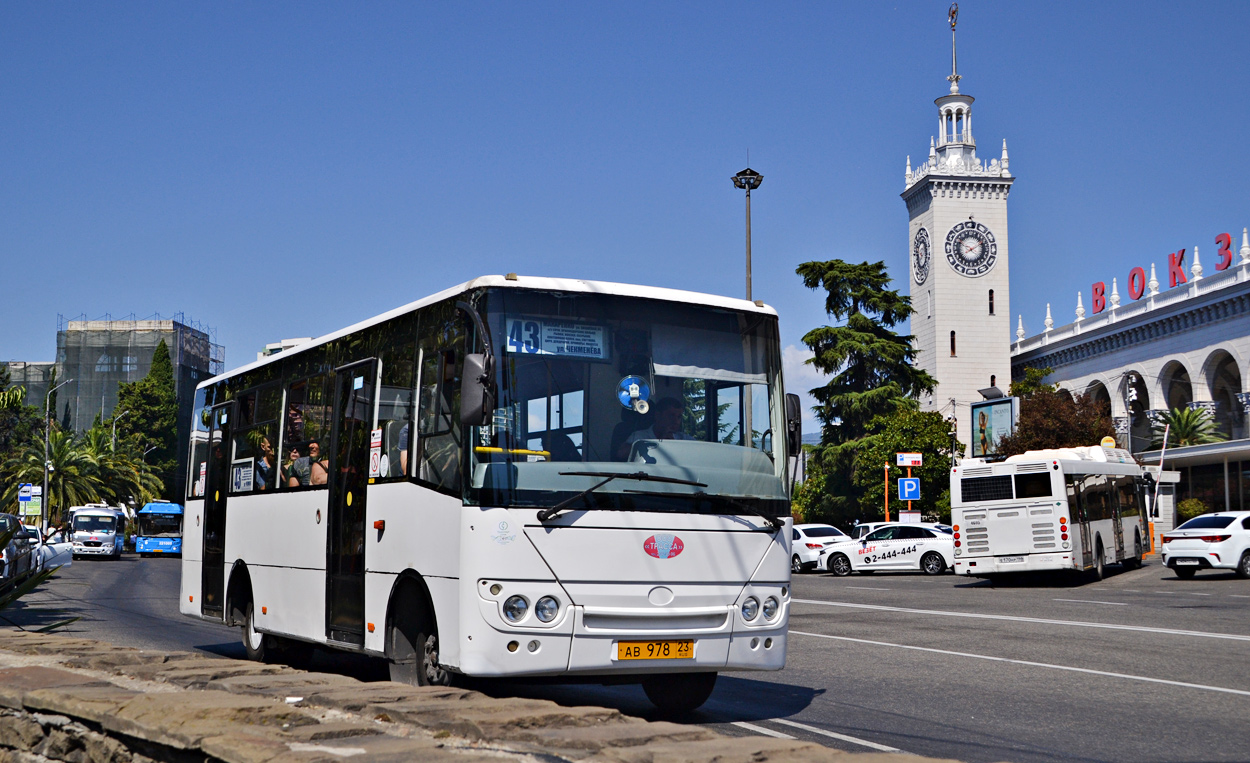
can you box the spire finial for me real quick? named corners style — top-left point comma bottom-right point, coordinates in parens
top-left (1016, 315), bottom-right (1025, 342)
top-left (1044, 303), bottom-right (1053, 332)
top-left (1110, 278), bottom-right (1121, 309)
top-left (1075, 292), bottom-right (1085, 323)
top-left (947, 4), bottom-right (962, 94)
top-left (1240, 228), bottom-right (1250, 265)
top-left (1192, 245), bottom-right (1203, 280)
top-left (1148, 263), bottom-right (1160, 296)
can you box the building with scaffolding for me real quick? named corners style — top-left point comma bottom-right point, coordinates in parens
top-left (3, 312), bottom-right (224, 500)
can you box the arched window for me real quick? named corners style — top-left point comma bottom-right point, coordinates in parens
top-left (990, 375), bottom-right (996, 388)
top-left (950, 331), bottom-right (956, 357)
top-left (988, 289), bottom-right (995, 315)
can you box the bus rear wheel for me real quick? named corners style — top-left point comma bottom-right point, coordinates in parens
top-left (1090, 542), bottom-right (1105, 582)
top-left (642, 672), bottom-right (717, 715)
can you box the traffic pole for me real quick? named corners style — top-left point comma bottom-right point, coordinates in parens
top-left (884, 464), bottom-right (891, 522)
top-left (907, 466), bottom-right (913, 514)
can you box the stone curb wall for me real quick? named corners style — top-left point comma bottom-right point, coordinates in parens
top-left (0, 630), bottom-right (963, 763)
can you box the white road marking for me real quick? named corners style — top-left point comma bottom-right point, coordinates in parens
top-left (732, 721), bottom-right (795, 739)
top-left (1122, 589), bottom-right (1142, 592)
top-left (792, 598), bottom-right (1250, 642)
top-left (1231, 595), bottom-right (1250, 599)
top-left (791, 630), bottom-right (1250, 698)
top-left (1053, 598), bottom-right (1127, 606)
top-left (770, 718), bottom-right (906, 753)
top-left (1189, 592), bottom-right (1213, 596)
top-left (846, 586), bottom-right (890, 591)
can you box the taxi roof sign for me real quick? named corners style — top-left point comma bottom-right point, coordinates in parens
top-left (896, 453), bottom-right (923, 467)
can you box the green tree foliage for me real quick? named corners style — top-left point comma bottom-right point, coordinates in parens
top-left (794, 259), bottom-right (937, 526)
top-left (113, 340), bottom-right (179, 499)
top-left (0, 368), bottom-right (42, 463)
top-left (1151, 407), bottom-right (1226, 448)
top-left (850, 407), bottom-right (964, 524)
top-left (1009, 366), bottom-right (1057, 399)
top-left (1175, 497), bottom-right (1209, 523)
top-left (995, 386), bottom-right (1114, 456)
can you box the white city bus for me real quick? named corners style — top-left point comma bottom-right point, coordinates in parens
top-left (950, 445), bottom-right (1149, 578)
top-left (180, 275), bottom-right (799, 712)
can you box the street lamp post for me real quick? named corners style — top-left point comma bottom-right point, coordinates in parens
top-left (731, 167), bottom-right (763, 301)
top-left (43, 377), bottom-right (73, 532)
top-left (112, 409), bottom-right (130, 452)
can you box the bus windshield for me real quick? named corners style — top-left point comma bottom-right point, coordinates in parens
top-left (467, 288), bottom-right (787, 516)
top-left (74, 515), bottom-right (117, 533)
top-left (138, 513), bottom-right (183, 537)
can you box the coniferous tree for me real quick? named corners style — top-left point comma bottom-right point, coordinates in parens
top-left (795, 259), bottom-right (936, 524)
top-left (112, 340), bottom-right (179, 500)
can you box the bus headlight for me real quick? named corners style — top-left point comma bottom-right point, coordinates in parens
top-left (535, 596), bottom-right (559, 623)
top-left (762, 596), bottom-right (779, 621)
top-left (741, 597), bottom-right (760, 621)
top-left (503, 596), bottom-right (529, 623)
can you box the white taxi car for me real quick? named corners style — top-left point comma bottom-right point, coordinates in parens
top-left (821, 522), bottom-right (954, 576)
top-left (792, 523), bottom-right (851, 573)
top-left (1161, 511), bottom-right (1250, 579)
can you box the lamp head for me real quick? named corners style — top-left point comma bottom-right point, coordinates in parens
top-left (731, 167), bottom-right (763, 190)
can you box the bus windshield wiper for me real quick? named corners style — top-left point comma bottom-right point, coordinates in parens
top-left (624, 489), bottom-right (784, 532)
top-left (537, 471), bottom-right (707, 522)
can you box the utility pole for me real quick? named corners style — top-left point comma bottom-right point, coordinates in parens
top-left (731, 167), bottom-right (763, 301)
top-left (112, 409), bottom-right (129, 452)
top-left (43, 377), bottom-right (73, 532)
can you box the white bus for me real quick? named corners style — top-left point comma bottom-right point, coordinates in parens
top-left (950, 445), bottom-right (1149, 579)
top-left (180, 275), bottom-right (800, 712)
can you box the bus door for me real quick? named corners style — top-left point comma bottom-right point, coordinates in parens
top-left (201, 401), bottom-right (235, 620)
top-left (325, 358), bottom-right (378, 646)
top-left (1066, 475), bottom-right (1093, 569)
top-left (1111, 476), bottom-right (1128, 560)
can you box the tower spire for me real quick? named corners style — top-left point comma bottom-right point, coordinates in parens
top-left (947, 3), bottom-right (961, 94)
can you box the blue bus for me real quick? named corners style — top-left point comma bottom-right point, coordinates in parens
top-left (135, 502), bottom-right (184, 556)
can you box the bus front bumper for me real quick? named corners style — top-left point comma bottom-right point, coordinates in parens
top-left (457, 603), bottom-right (788, 678)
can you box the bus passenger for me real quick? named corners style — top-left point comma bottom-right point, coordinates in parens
top-left (616, 397), bottom-right (691, 459)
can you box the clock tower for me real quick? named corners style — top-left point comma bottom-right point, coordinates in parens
top-left (902, 6), bottom-right (1013, 453)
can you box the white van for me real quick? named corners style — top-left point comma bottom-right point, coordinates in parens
top-left (71, 508), bottom-right (124, 559)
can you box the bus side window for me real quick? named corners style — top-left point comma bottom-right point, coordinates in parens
top-left (1064, 475), bottom-right (1081, 521)
top-left (1082, 475), bottom-right (1109, 521)
top-left (1114, 475), bottom-right (1137, 519)
top-left (415, 301), bottom-right (465, 495)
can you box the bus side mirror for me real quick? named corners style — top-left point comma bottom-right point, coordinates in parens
top-left (460, 353), bottom-right (495, 426)
top-left (785, 393), bottom-right (802, 455)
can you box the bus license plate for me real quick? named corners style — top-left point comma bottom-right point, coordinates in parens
top-left (999, 556), bottom-right (1025, 564)
top-left (616, 640), bottom-right (693, 660)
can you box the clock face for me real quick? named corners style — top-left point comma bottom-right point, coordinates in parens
top-left (944, 221), bottom-right (998, 276)
top-left (913, 228), bottom-right (931, 285)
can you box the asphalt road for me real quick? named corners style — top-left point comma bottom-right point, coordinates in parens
top-left (9, 554), bottom-right (1250, 763)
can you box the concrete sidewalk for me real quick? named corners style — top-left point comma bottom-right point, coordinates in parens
top-left (0, 629), bottom-right (970, 763)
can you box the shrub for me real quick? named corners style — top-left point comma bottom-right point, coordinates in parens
top-left (1176, 498), bottom-right (1208, 524)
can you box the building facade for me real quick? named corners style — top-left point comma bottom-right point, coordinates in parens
top-left (1013, 229), bottom-right (1250, 533)
top-left (902, 28), bottom-right (1014, 452)
top-left (3, 313), bottom-right (224, 501)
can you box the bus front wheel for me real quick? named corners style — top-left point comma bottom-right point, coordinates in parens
top-left (388, 591), bottom-right (450, 687)
top-left (642, 672), bottom-right (717, 715)
top-left (241, 603), bottom-right (267, 662)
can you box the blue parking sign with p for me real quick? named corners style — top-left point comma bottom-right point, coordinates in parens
top-left (898, 478), bottom-right (920, 501)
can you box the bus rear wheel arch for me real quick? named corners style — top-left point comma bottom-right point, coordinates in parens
top-left (386, 573), bottom-right (451, 687)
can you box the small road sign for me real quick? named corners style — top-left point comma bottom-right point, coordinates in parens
top-left (898, 478), bottom-right (921, 501)
top-left (896, 453), bottom-right (923, 467)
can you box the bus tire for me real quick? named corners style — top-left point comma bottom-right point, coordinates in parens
top-left (921, 551), bottom-right (945, 575)
top-left (388, 580), bottom-right (451, 687)
top-left (828, 553), bottom-right (852, 577)
top-left (642, 672), bottom-right (717, 715)
top-left (241, 603), bottom-right (268, 662)
top-left (1090, 540), bottom-right (1105, 581)
top-left (1123, 534), bottom-right (1142, 570)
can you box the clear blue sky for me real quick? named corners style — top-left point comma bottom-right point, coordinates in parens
top-left (3, 1), bottom-right (1248, 431)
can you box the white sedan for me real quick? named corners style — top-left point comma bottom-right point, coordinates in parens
top-left (792, 524), bottom-right (851, 573)
top-left (821, 523), bottom-right (954, 576)
top-left (26, 525), bottom-right (73, 575)
top-left (1161, 511), bottom-right (1250, 579)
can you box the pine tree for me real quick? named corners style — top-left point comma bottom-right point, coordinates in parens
top-left (795, 259), bottom-right (936, 525)
top-left (112, 340), bottom-right (179, 500)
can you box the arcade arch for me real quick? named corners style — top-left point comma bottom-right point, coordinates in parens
top-left (1160, 361), bottom-right (1193, 412)
top-left (1205, 351), bottom-right (1243, 439)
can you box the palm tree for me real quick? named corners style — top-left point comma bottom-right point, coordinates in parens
top-left (0, 429), bottom-right (103, 523)
top-left (80, 425), bottom-right (163, 508)
top-left (1151, 407), bottom-right (1227, 448)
